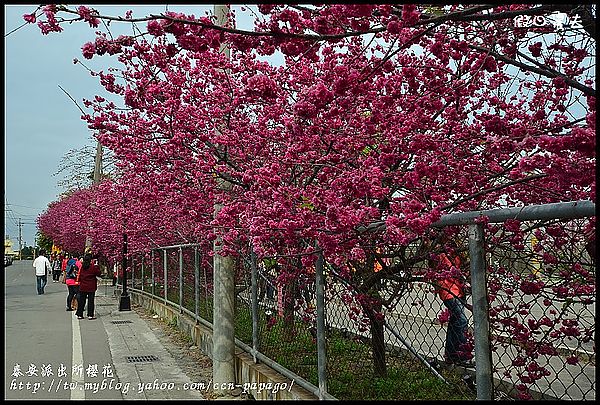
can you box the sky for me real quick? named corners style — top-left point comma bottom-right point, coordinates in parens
top-left (3, 4), bottom-right (237, 249)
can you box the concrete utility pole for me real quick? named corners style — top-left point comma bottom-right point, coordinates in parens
top-left (85, 142), bottom-right (103, 250)
top-left (18, 218), bottom-right (22, 260)
top-left (211, 3), bottom-right (236, 397)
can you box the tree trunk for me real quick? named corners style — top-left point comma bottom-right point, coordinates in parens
top-left (283, 282), bottom-right (297, 340)
top-left (368, 300), bottom-right (387, 378)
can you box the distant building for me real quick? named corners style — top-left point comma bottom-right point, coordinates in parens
top-left (5, 236), bottom-right (18, 261)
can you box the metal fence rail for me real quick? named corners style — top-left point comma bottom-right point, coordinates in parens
top-left (125, 200), bottom-right (595, 401)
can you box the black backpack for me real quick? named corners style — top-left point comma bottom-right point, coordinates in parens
top-left (66, 260), bottom-right (78, 279)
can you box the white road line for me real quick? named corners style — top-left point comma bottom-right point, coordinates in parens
top-left (71, 313), bottom-right (85, 400)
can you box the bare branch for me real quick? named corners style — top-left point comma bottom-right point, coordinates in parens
top-left (469, 44), bottom-right (595, 97)
top-left (57, 85), bottom-right (86, 115)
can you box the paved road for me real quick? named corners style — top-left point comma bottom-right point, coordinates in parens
top-left (4, 260), bottom-right (206, 400)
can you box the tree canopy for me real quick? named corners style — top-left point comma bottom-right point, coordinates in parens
top-left (30, 5), bottom-right (595, 397)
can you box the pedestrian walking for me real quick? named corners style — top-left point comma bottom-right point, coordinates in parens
top-left (75, 252), bottom-right (102, 320)
top-left (60, 252), bottom-right (69, 283)
top-left (32, 249), bottom-right (51, 295)
top-left (56, 253), bottom-right (65, 282)
top-left (65, 255), bottom-right (80, 311)
top-left (112, 262), bottom-right (118, 286)
top-left (50, 253), bottom-right (62, 282)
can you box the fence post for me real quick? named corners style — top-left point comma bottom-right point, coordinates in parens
top-left (250, 247), bottom-right (259, 363)
top-left (468, 223), bottom-right (493, 400)
top-left (203, 256), bottom-right (210, 314)
top-left (151, 250), bottom-right (155, 296)
top-left (163, 249), bottom-right (168, 305)
top-left (141, 255), bottom-right (144, 292)
top-left (179, 246), bottom-right (184, 313)
top-left (131, 257), bottom-right (135, 290)
top-left (194, 247), bottom-right (200, 323)
top-left (315, 247), bottom-right (328, 398)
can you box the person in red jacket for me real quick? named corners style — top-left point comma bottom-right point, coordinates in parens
top-left (75, 253), bottom-right (102, 320)
top-left (434, 241), bottom-right (472, 367)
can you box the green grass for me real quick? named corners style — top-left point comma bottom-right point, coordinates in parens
top-left (234, 305), bottom-right (475, 400)
top-left (143, 291), bottom-right (474, 400)
top-left (328, 367), bottom-right (472, 400)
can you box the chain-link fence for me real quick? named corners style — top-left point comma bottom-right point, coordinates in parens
top-left (482, 216), bottom-right (595, 400)
top-left (130, 244), bottom-right (214, 323)
top-left (125, 201), bottom-right (595, 400)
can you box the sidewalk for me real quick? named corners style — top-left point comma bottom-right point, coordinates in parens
top-left (91, 281), bottom-right (210, 400)
top-left (4, 261), bottom-right (212, 401)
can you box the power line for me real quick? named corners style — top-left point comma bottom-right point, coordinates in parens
top-left (5, 212), bottom-right (35, 226)
top-left (5, 206), bottom-right (40, 216)
top-left (5, 208), bottom-right (20, 227)
top-left (5, 203), bottom-right (45, 210)
top-left (7, 209), bottom-right (38, 215)
top-left (5, 201), bottom-right (41, 225)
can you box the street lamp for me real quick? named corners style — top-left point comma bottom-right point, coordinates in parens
top-left (119, 232), bottom-right (131, 311)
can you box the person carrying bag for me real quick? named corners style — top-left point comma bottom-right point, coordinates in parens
top-left (65, 256), bottom-right (79, 311)
top-left (75, 253), bottom-right (102, 320)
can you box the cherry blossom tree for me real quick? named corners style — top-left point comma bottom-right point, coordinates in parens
top-left (33, 4), bottom-right (594, 393)
top-left (38, 188), bottom-right (94, 254)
